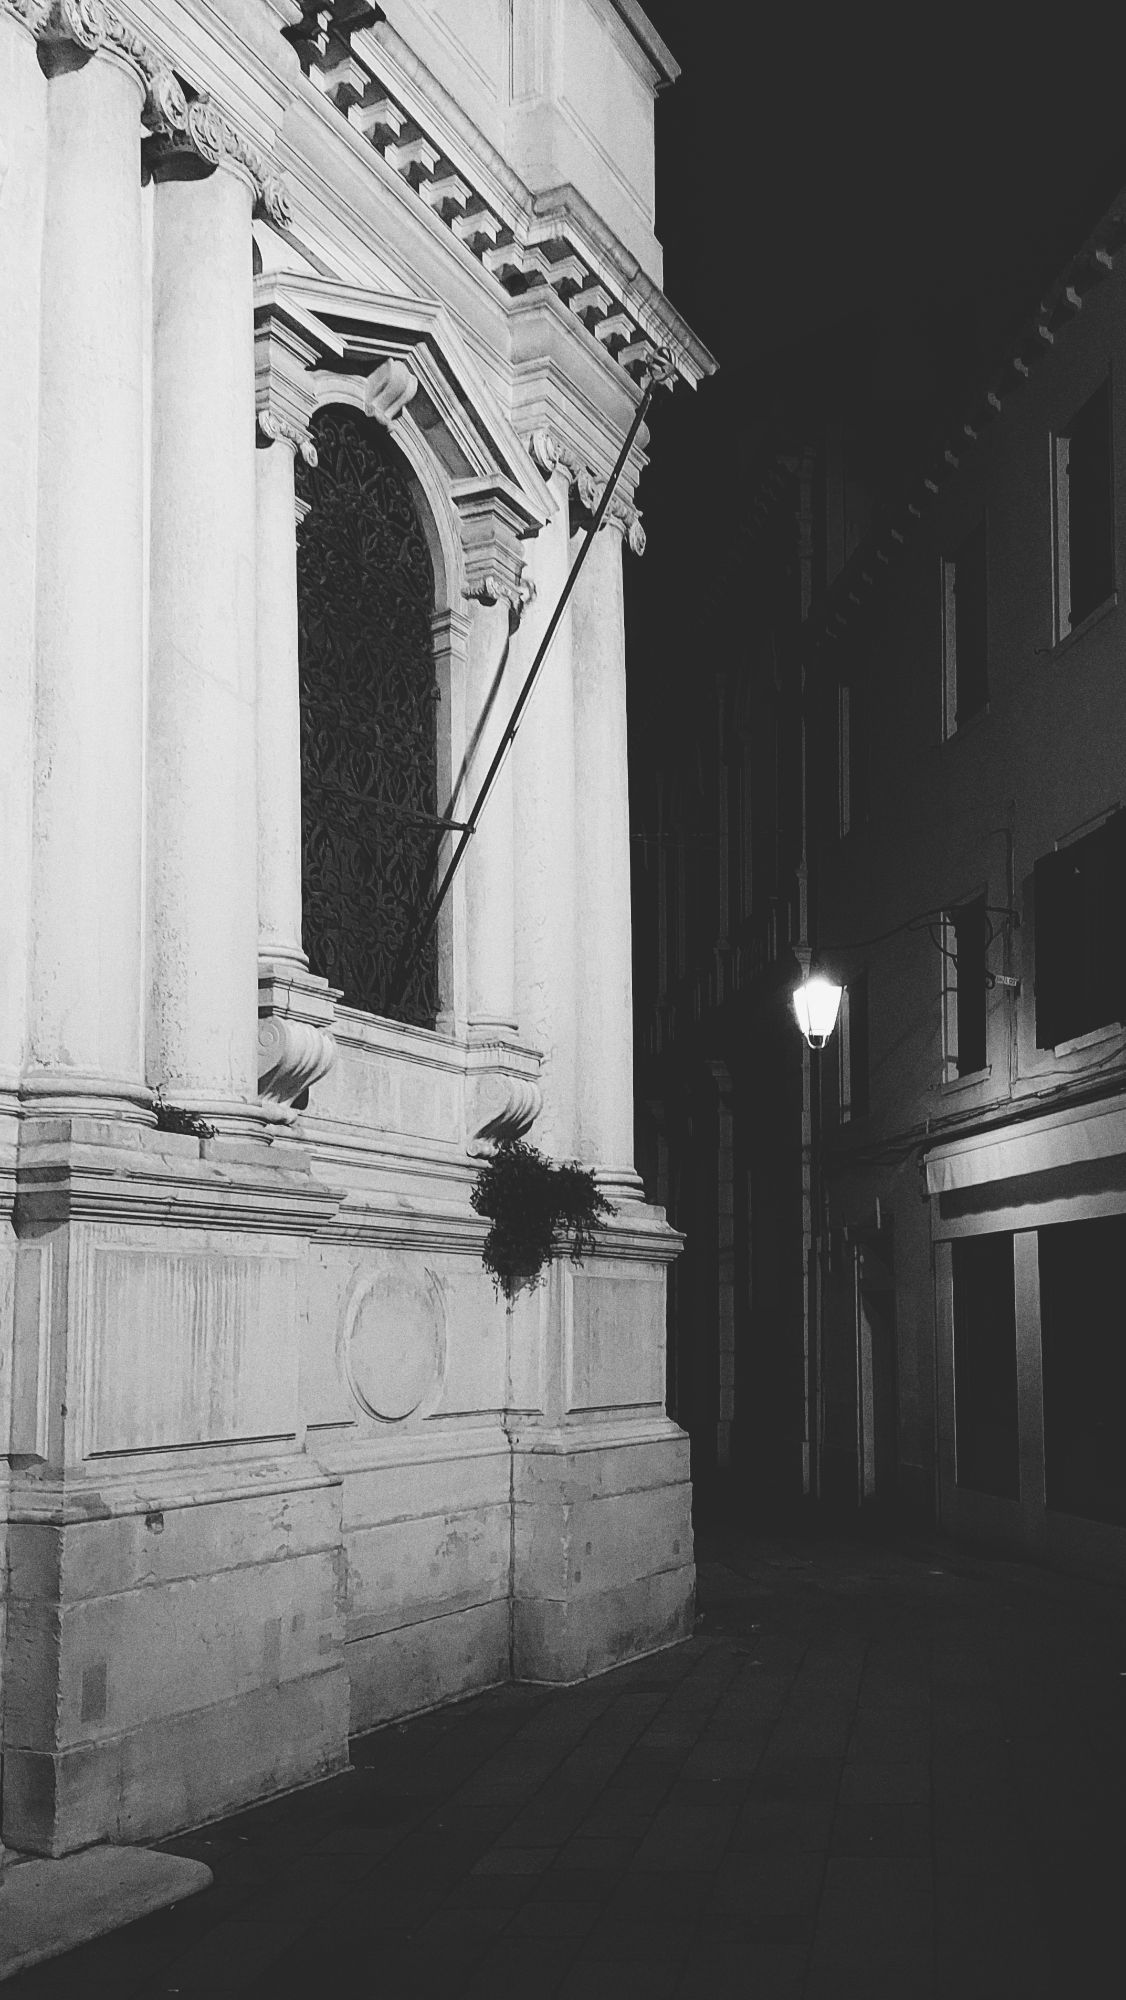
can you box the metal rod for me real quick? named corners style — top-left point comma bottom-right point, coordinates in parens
top-left (387, 358), bottom-right (669, 1010)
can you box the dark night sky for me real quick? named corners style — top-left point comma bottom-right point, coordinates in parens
top-left (628, 8), bottom-right (1126, 692)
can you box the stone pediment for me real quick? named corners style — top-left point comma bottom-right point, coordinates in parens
top-left (254, 273), bottom-right (554, 594)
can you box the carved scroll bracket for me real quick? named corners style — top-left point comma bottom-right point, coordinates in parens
top-left (258, 962), bottom-right (339, 1116)
top-left (256, 311), bottom-right (320, 463)
top-left (468, 1070), bottom-right (543, 1156)
top-left (365, 358), bottom-right (418, 426)
top-left (467, 567), bottom-right (535, 626)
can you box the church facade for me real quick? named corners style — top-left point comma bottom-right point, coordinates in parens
top-left (0, 0), bottom-right (712, 1855)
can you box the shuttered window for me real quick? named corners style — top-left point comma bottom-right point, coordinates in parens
top-left (1055, 380), bottom-right (1115, 637)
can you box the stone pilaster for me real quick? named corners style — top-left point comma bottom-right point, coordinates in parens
top-left (255, 312), bottom-right (318, 976)
top-left (0, 5), bottom-right (48, 1101)
top-left (146, 148), bottom-right (260, 1115)
top-left (512, 468), bottom-right (578, 1158)
top-left (253, 314), bottom-right (337, 1114)
top-left (26, 19), bottom-right (147, 1113)
top-left (465, 586), bottom-right (527, 1039)
top-left (570, 515), bottom-right (644, 1198)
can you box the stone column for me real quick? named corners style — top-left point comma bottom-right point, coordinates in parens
top-left (513, 468), bottom-right (577, 1158)
top-left (570, 511), bottom-right (644, 1198)
top-left (27, 23), bottom-right (147, 1109)
top-left (147, 145), bottom-right (260, 1112)
top-left (466, 591), bottom-right (520, 1038)
top-left (0, 4), bottom-right (48, 1097)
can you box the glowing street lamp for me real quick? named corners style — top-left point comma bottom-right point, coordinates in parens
top-left (792, 972), bottom-right (843, 1050)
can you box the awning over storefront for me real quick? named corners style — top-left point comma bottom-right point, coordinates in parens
top-left (924, 1097), bottom-right (1126, 1197)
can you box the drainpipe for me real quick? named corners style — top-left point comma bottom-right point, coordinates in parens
top-left (795, 450), bottom-right (818, 1500)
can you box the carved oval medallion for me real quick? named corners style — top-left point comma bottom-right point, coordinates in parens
top-left (343, 1269), bottom-right (445, 1422)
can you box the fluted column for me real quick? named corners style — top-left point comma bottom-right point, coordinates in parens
top-left (27, 22), bottom-right (147, 1108)
top-left (147, 151), bottom-right (259, 1111)
top-left (0, 4), bottom-right (48, 1096)
top-left (466, 591), bottom-right (520, 1037)
top-left (571, 513), bottom-right (644, 1197)
top-left (513, 469), bottom-right (577, 1158)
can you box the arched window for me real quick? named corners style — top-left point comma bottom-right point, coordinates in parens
top-left (295, 404), bottom-right (440, 1026)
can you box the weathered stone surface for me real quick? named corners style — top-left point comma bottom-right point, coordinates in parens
top-left (347, 1598), bottom-right (510, 1731)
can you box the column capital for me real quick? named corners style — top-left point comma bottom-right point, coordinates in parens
top-left (527, 428), bottom-right (645, 555)
top-left (604, 499), bottom-right (646, 557)
top-left (468, 567), bottom-right (535, 624)
top-left (35, 0), bottom-right (182, 125)
top-left (255, 310), bottom-right (320, 463)
top-left (1, 0), bottom-right (52, 38)
top-left (145, 95), bottom-right (290, 225)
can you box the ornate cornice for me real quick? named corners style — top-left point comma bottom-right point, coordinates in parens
top-left (527, 429), bottom-right (646, 556)
top-left (281, 1), bottom-right (713, 389)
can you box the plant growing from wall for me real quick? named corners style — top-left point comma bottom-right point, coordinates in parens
top-left (152, 1087), bottom-right (216, 1141)
top-left (470, 1139), bottom-right (614, 1301)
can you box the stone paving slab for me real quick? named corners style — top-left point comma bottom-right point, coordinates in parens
top-left (2, 1522), bottom-right (1124, 1996)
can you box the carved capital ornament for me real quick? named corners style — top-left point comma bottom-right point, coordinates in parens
top-left (467, 568), bottom-right (535, 621)
top-left (527, 428), bottom-right (645, 555)
top-left (24, 0), bottom-right (290, 223)
top-left (257, 409), bottom-right (318, 463)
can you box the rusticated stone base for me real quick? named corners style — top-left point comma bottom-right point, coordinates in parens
top-left (511, 1421), bottom-right (695, 1684)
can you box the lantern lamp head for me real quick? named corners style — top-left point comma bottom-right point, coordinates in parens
top-left (792, 972), bottom-right (844, 1050)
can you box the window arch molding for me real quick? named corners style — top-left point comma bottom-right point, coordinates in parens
top-left (254, 276), bottom-right (554, 1039)
top-left (254, 274), bottom-right (554, 597)
top-left (306, 369), bottom-right (467, 614)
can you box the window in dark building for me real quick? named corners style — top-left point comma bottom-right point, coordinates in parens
top-left (952, 1233), bottom-right (1020, 1501)
top-left (839, 971), bottom-right (869, 1122)
top-left (941, 518), bottom-right (988, 736)
top-left (1054, 378), bottom-right (1115, 636)
top-left (1039, 1214), bottom-right (1126, 1526)
top-left (837, 679), bottom-right (870, 835)
top-left (943, 894), bottom-right (988, 1077)
top-left (1034, 808), bottom-right (1126, 1048)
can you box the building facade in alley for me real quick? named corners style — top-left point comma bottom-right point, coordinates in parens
top-left (634, 186), bottom-right (1126, 1577)
top-left (0, 0), bottom-right (713, 1857)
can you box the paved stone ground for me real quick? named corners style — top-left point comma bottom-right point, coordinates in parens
top-left (6, 1521), bottom-right (1126, 1997)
